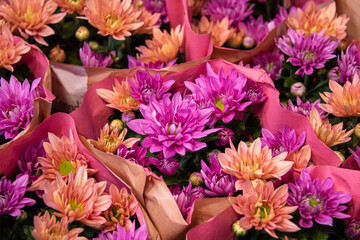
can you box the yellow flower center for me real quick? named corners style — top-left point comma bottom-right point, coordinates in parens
top-left (59, 159), bottom-right (75, 176)
top-left (256, 204), bottom-right (271, 219)
top-left (69, 199), bottom-right (83, 212)
top-left (308, 197), bottom-right (322, 209)
top-left (215, 98), bottom-right (225, 111)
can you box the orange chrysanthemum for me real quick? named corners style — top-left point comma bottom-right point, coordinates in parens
top-left (53, 0), bottom-right (86, 14)
top-left (218, 138), bottom-right (293, 190)
top-left (96, 79), bottom-right (140, 113)
top-left (309, 108), bottom-right (353, 147)
top-left (233, 181), bottom-right (300, 238)
top-left (132, 5), bottom-right (160, 35)
top-left (81, 0), bottom-right (143, 40)
top-left (136, 25), bottom-right (184, 64)
top-left (319, 74), bottom-right (360, 117)
top-left (0, 25), bottom-right (30, 72)
top-left (91, 124), bottom-right (139, 153)
top-left (43, 166), bottom-right (112, 229)
top-left (192, 16), bottom-right (233, 47)
top-left (32, 211), bottom-right (87, 240)
top-left (30, 131), bottom-right (96, 191)
top-left (227, 28), bottom-right (245, 48)
top-left (286, 145), bottom-right (311, 170)
top-left (286, 1), bottom-right (349, 40)
top-left (0, 0), bottom-right (66, 46)
top-left (102, 184), bottom-right (138, 232)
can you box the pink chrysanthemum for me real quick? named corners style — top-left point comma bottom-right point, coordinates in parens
top-left (94, 222), bottom-right (148, 240)
top-left (80, 42), bottom-right (116, 67)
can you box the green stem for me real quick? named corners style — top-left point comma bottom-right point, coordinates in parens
top-left (303, 74), bottom-right (309, 89)
top-left (307, 80), bottom-right (328, 94)
top-left (108, 36), bottom-right (114, 51)
top-left (265, 1), bottom-right (272, 20)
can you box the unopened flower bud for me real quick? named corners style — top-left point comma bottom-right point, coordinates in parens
top-left (242, 35), bottom-right (255, 49)
top-left (49, 45), bottom-right (65, 62)
top-left (291, 82), bottom-right (306, 97)
top-left (110, 119), bottom-right (124, 131)
top-left (334, 151), bottom-right (345, 163)
top-left (245, 141), bottom-right (252, 147)
top-left (75, 26), bottom-right (90, 41)
top-left (88, 41), bottom-right (100, 50)
top-left (355, 123), bottom-right (360, 138)
top-left (121, 112), bottom-right (136, 123)
top-left (232, 220), bottom-right (247, 237)
top-left (189, 172), bottom-right (203, 186)
top-left (216, 126), bottom-right (235, 146)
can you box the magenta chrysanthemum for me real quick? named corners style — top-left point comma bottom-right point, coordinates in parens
top-left (79, 42), bottom-right (115, 67)
top-left (170, 182), bottom-right (205, 218)
top-left (94, 222), bottom-right (148, 240)
top-left (0, 174), bottom-right (35, 216)
top-left (117, 142), bottom-right (152, 167)
top-left (252, 48), bottom-right (284, 80)
top-left (185, 63), bottom-right (251, 126)
top-left (328, 44), bottom-right (360, 84)
top-left (281, 97), bottom-right (326, 118)
top-left (127, 92), bottom-right (219, 158)
top-left (345, 218), bottom-right (360, 239)
top-left (127, 55), bottom-right (176, 69)
top-left (0, 76), bottom-right (43, 139)
top-left (128, 69), bottom-right (175, 104)
top-left (216, 126), bottom-right (234, 146)
top-left (260, 126), bottom-right (306, 156)
top-left (142, 0), bottom-right (168, 24)
top-left (288, 168), bottom-right (352, 228)
top-left (243, 15), bottom-right (269, 44)
top-left (201, 0), bottom-right (254, 25)
top-left (149, 152), bottom-right (179, 176)
top-left (243, 79), bottom-right (267, 105)
top-left (276, 29), bottom-right (338, 76)
top-left (199, 153), bottom-right (236, 197)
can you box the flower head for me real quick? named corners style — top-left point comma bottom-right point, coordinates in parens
top-left (252, 48), bottom-right (284, 80)
top-left (81, 0), bottom-right (143, 40)
top-left (288, 168), bottom-right (352, 228)
top-left (216, 126), bottom-right (234, 146)
top-left (349, 146), bottom-right (360, 169)
top-left (117, 141), bottom-right (151, 167)
top-left (127, 55), bottom-right (177, 69)
top-left (128, 69), bottom-right (175, 104)
top-left (319, 74), bottom-right (360, 117)
top-left (142, 0), bottom-right (168, 24)
top-left (244, 15), bottom-right (269, 44)
top-left (170, 182), bottom-right (205, 218)
top-left (132, 4), bottom-right (160, 35)
top-left (0, 76), bottom-right (43, 139)
top-left (0, 25), bottom-right (31, 71)
top-left (281, 96), bottom-right (326, 118)
top-left (32, 211), bottom-right (87, 240)
top-left (345, 218), bottom-right (360, 239)
top-left (80, 42), bottom-right (116, 67)
top-left (103, 185), bottom-right (138, 232)
top-left (94, 222), bottom-right (148, 240)
top-left (243, 80), bottom-right (267, 104)
top-left (91, 124), bottom-right (139, 153)
top-left (218, 138), bottom-right (293, 190)
top-left (202, 0), bottom-right (254, 25)
top-left (276, 29), bottom-right (338, 76)
top-left (233, 181), bottom-right (300, 238)
top-left (97, 79), bottom-right (141, 113)
top-left (148, 152), bottom-right (179, 175)
top-left (0, 0), bottom-right (66, 46)
top-left (329, 44), bottom-right (360, 84)
top-left (199, 153), bottom-right (236, 197)
top-left (185, 63), bottom-right (251, 125)
top-left (30, 132), bottom-right (97, 191)
top-left (127, 92), bottom-right (219, 158)
top-left (43, 166), bottom-right (112, 229)
top-left (53, 0), bottom-right (86, 14)
top-left (0, 174), bottom-right (35, 216)
top-left (309, 108), bottom-right (353, 147)
top-left (286, 1), bottom-right (349, 40)
top-left (260, 126), bottom-right (306, 157)
top-left (136, 25), bottom-right (184, 64)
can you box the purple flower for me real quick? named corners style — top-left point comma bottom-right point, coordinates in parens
top-left (252, 48), bottom-right (284, 80)
top-left (185, 63), bottom-right (251, 126)
top-left (121, 112), bottom-right (136, 123)
top-left (16, 140), bottom-right (47, 185)
top-left (243, 15), bottom-right (269, 44)
top-left (244, 80), bottom-right (267, 105)
top-left (149, 152), bottom-right (179, 175)
top-left (0, 76), bottom-right (43, 139)
top-left (216, 126), bottom-right (234, 146)
top-left (345, 218), bottom-right (360, 239)
top-left (276, 29), bottom-right (338, 76)
top-left (329, 44), bottom-right (360, 84)
top-left (128, 69), bottom-right (175, 104)
top-left (201, 0), bottom-right (254, 25)
top-left (127, 55), bottom-right (177, 69)
top-left (117, 142), bottom-right (151, 167)
top-left (198, 154), bottom-right (236, 197)
top-left (281, 97), bottom-right (327, 118)
top-left (349, 146), bottom-right (360, 169)
top-left (288, 168), bottom-right (352, 228)
top-left (169, 182), bottom-right (205, 218)
top-left (261, 126), bottom-right (306, 156)
top-left (0, 174), bottom-right (36, 216)
top-left (127, 92), bottom-right (219, 158)
top-left (142, 0), bottom-right (168, 24)
top-left (79, 42), bottom-right (115, 67)
top-left (93, 222), bottom-right (148, 240)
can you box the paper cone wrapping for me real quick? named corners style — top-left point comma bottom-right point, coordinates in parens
top-left (336, 0), bottom-right (360, 41)
top-left (0, 37), bottom-right (54, 151)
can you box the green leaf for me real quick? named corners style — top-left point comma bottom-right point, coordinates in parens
top-left (62, 21), bottom-right (79, 39)
top-left (284, 77), bottom-right (297, 88)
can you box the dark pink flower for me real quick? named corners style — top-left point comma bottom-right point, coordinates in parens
top-left (93, 222), bottom-right (148, 240)
top-left (216, 126), bottom-right (234, 146)
top-left (117, 142), bottom-right (151, 167)
top-left (142, 0), bottom-right (168, 24)
top-left (345, 218), bottom-right (360, 239)
top-left (149, 152), bottom-right (179, 176)
top-left (281, 97), bottom-right (327, 118)
top-left (252, 48), bottom-right (284, 80)
top-left (79, 42), bottom-right (115, 67)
